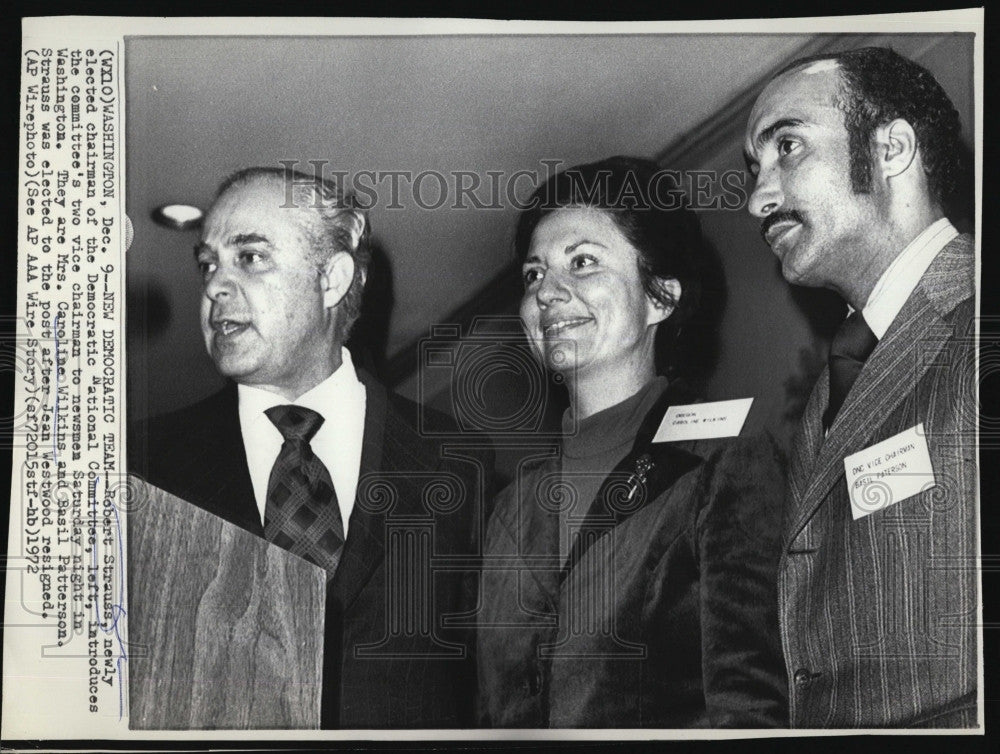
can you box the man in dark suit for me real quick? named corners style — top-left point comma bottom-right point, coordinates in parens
top-left (130, 167), bottom-right (492, 728)
top-left (743, 47), bottom-right (977, 728)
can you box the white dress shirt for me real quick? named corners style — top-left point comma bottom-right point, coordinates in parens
top-left (821, 218), bottom-right (958, 439)
top-left (861, 217), bottom-right (960, 339)
top-left (237, 347), bottom-right (367, 534)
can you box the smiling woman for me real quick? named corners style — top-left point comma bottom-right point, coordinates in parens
top-left (515, 157), bottom-right (703, 420)
top-left (476, 157), bottom-right (790, 728)
top-left (519, 206), bottom-right (672, 416)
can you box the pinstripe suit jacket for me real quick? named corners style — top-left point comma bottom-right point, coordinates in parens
top-left (781, 234), bottom-right (978, 728)
top-left (131, 369), bottom-right (493, 728)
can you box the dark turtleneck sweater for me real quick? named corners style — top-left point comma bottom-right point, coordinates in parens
top-left (557, 376), bottom-right (669, 559)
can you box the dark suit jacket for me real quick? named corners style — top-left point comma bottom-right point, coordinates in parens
top-left (781, 234), bottom-right (978, 728)
top-left (476, 382), bottom-right (789, 728)
top-left (129, 369), bottom-right (494, 729)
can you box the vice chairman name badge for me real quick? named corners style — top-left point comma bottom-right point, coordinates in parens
top-left (843, 423), bottom-right (936, 520)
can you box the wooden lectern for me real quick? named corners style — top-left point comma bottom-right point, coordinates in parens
top-left (126, 477), bottom-right (326, 729)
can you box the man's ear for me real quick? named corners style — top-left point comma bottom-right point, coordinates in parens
top-left (875, 118), bottom-right (918, 182)
top-left (647, 277), bottom-right (682, 326)
top-left (320, 251), bottom-right (356, 310)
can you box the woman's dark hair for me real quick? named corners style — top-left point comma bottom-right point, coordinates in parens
top-left (514, 156), bottom-right (707, 379)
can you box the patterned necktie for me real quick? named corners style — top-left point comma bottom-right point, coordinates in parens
top-left (823, 310), bottom-right (878, 431)
top-left (263, 405), bottom-right (345, 578)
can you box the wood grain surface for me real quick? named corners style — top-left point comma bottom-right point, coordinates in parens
top-left (127, 477), bottom-right (325, 729)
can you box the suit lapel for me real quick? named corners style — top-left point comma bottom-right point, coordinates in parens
top-left (493, 380), bottom-right (704, 610)
top-left (787, 370), bottom-right (826, 536)
top-left (562, 381), bottom-right (703, 576)
top-left (329, 372), bottom-right (441, 610)
top-left (787, 234), bottom-right (975, 544)
top-left (329, 374), bottom-right (387, 609)
top-left (517, 448), bottom-right (565, 613)
top-left (563, 440), bottom-right (702, 575)
top-left (189, 385), bottom-right (262, 536)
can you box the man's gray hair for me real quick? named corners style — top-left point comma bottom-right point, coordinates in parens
top-left (216, 166), bottom-right (372, 343)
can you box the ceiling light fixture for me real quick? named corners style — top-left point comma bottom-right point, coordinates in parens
top-left (151, 204), bottom-right (204, 230)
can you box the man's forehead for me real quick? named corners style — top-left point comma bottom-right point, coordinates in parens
top-left (204, 177), bottom-right (308, 234)
top-left (746, 64), bottom-right (842, 144)
top-left (214, 175), bottom-right (287, 212)
top-left (796, 59), bottom-right (840, 76)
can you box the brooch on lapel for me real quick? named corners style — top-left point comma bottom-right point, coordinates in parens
top-left (624, 453), bottom-right (654, 502)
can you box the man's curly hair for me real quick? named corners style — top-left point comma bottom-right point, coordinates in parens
top-left (778, 47), bottom-right (963, 205)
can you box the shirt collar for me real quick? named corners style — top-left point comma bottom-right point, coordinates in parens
top-left (859, 217), bottom-right (959, 339)
top-left (237, 347), bottom-right (361, 428)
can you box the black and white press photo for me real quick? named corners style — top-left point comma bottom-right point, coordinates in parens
top-left (4, 11), bottom-right (985, 743)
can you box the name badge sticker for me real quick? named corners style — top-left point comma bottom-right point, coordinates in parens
top-left (653, 398), bottom-right (753, 443)
top-left (844, 423), bottom-right (935, 521)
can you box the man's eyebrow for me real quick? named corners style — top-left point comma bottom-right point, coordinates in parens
top-left (230, 232), bottom-right (271, 246)
top-left (193, 232), bottom-right (272, 259)
top-left (753, 117), bottom-right (805, 151)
